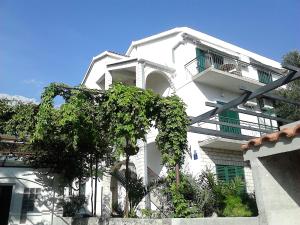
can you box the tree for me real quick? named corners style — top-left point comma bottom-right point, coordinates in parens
top-left (102, 83), bottom-right (190, 217)
top-left (102, 84), bottom-right (159, 217)
top-left (275, 50), bottom-right (300, 121)
top-left (0, 99), bottom-right (37, 140)
top-left (28, 83), bottom-right (113, 215)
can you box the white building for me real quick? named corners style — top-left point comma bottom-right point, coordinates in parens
top-left (0, 27), bottom-right (289, 224)
top-left (82, 27), bottom-right (287, 214)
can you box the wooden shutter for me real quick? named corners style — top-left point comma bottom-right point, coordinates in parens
top-left (196, 48), bottom-right (206, 72)
top-left (217, 102), bottom-right (241, 134)
top-left (258, 70), bottom-right (272, 84)
top-left (216, 165), bottom-right (227, 181)
top-left (216, 164), bottom-right (245, 182)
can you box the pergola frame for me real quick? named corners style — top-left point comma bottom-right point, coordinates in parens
top-left (189, 64), bottom-right (300, 138)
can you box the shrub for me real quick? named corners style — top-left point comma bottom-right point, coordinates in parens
top-left (176, 169), bottom-right (258, 217)
top-left (58, 195), bottom-right (86, 217)
top-left (223, 195), bottom-right (252, 217)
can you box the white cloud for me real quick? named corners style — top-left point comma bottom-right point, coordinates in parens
top-left (0, 93), bottom-right (38, 104)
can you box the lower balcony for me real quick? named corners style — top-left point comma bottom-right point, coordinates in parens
top-left (199, 137), bottom-right (246, 151)
top-left (191, 111), bottom-right (278, 151)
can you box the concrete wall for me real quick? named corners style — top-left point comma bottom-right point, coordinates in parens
top-left (249, 151), bottom-right (300, 225)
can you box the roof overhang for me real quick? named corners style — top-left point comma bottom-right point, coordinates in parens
top-left (126, 27), bottom-right (282, 70)
top-left (199, 137), bottom-right (246, 151)
top-left (81, 51), bottom-right (126, 85)
top-left (107, 58), bottom-right (175, 74)
top-left (107, 58), bottom-right (138, 71)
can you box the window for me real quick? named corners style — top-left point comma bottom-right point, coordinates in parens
top-left (20, 188), bottom-right (41, 224)
top-left (258, 70), bottom-right (272, 84)
top-left (217, 101), bottom-right (241, 134)
top-left (216, 164), bottom-right (245, 182)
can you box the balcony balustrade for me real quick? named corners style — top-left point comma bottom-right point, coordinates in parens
top-left (185, 50), bottom-right (283, 92)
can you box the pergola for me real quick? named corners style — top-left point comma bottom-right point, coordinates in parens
top-left (189, 64), bottom-right (300, 140)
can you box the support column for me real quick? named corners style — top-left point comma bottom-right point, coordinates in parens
top-left (105, 71), bottom-right (112, 90)
top-left (249, 158), bottom-right (268, 225)
top-left (101, 173), bottom-right (112, 218)
top-left (136, 62), bottom-right (145, 89)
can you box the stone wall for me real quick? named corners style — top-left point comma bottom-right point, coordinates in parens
top-left (64, 217), bottom-right (259, 225)
top-left (190, 147), bottom-right (254, 193)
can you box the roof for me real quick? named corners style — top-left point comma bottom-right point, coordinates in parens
top-left (241, 124), bottom-right (300, 151)
top-left (126, 27), bottom-right (282, 69)
top-left (81, 51), bottom-right (126, 85)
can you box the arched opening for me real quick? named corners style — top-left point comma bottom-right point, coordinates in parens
top-left (145, 72), bottom-right (172, 97)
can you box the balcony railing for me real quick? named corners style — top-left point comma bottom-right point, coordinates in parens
top-left (185, 50), bottom-right (283, 84)
top-left (197, 115), bottom-right (278, 138)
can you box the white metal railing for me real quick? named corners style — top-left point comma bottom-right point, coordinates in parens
top-left (196, 114), bottom-right (278, 138)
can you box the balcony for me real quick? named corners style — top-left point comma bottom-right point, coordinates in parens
top-left (199, 137), bottom-right (246, 151)
top-left (185, 50), bottom-right (284, 93)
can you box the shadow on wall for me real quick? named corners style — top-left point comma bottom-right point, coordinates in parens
top-left (145, 71), bottom-right (173, 97)
top-left (203, 147), bottom-right (246, 169)
top-left (146, 142), bottom-right (163, 180)
top-left (260, 150), bottom-right (300, 207)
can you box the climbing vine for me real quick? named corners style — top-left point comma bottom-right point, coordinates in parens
top-left (3, 82), bottom-right (190, 217)
top-left (101, 83), bottom-right (190, 217)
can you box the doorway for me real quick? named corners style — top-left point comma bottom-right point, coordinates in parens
top-left (0, 185), bottom-right (13, 225)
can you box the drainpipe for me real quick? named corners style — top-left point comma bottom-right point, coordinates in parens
top-left (171, 32), bottom-right (185, 63)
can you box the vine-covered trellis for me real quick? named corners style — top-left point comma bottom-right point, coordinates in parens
top-left (1, 82), bottom-right (190, 217)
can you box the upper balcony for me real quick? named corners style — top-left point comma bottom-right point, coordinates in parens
top-left (185, 50), bottom-right (286, 93)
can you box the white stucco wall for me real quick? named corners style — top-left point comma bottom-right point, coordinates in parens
top-left (0, 167), bottom-right (63, 225)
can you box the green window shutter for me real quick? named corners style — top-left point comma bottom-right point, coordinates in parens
top-left (258, 70), bottom-right (272, 84)
top-left (235, 166), bottom-right (245, 180)
top-left (216, 165), bottom-right (228, 181)
top-left (217, 101), bottom-right (241, 134)
top-left (196, 48), bottom-right (206, 72)
top-left (216, 164), bottom-right (245, 182)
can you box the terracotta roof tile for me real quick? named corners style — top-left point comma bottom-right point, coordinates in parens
top-left (241, 124), bottom-right (300, 151)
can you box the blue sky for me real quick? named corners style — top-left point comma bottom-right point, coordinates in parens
top-left (1, 0), bottom-right (299, 101)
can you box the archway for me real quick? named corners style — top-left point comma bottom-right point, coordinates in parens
top-left (145, 71), bottom-right (173, 97)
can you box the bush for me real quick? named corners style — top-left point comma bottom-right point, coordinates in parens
top-left (174, 169), bottom-right (257, 217)
top-left (58, 195), bottom-right (86, 217)
top-left (223, 195), bottom-right (252, 217)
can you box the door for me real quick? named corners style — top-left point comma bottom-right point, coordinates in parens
top-left (0, 186), bottom-right (13, 225)
top-left (196, 48), bottom-right (206, 72)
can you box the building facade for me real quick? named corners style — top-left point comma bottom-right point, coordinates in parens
top-left (0, 27), bottom-right (288, 224)
top-left (82, 27), bottom-right (286, 213)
